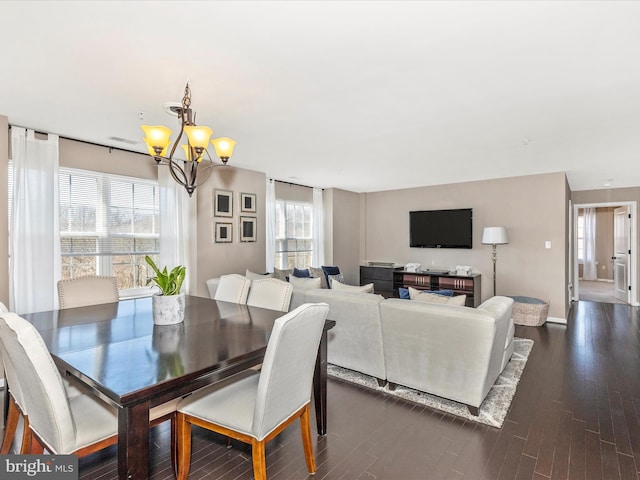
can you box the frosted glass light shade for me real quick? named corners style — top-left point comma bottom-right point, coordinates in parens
top-left (482, 227), bottom-right (508, 245)
top-left (181, 144), bottom-right (203, 163)
top-left (184, 126), bottom-right (213, 149)
top-left (211, 137), bottom-right (237, 159)
top-left (144, 139), bottom-right (168, 157)
top-left (141, 125), bottom-right (172, 150)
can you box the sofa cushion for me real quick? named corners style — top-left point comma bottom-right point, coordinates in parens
top-left (308, 267), bottom-right (327, 288)
top-left (327, 273), bottom-right (344, 285)
top-left (322, 266), bottom-right (341, 288)
top-left (408, 287), bottom-right (466, 306)
top-left (288, 275), bottom-right (322, 289)
top-left (245, 269), bottom-right (274, 280)
top-left (331, 279), bottom-right (374, 293)
top-left (293, 268), bottom-right (311, 278)
top-left (273, 268), bottom-right (293, 281)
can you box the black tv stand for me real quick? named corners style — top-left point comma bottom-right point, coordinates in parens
top-left (393, 269), bottom-right (481, 307)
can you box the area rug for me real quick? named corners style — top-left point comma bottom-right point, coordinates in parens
top-left (328, 337), bottom-right (533, 428)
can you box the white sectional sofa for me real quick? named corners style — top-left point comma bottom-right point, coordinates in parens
top-left (205, 276), bottom-right (514, 414)
top-left (304, 289), bottom-right (387, 384)
top-left (379, 296), bottom-right (513, 415)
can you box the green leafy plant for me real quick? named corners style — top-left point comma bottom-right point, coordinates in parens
top-left (145, 255), bottom-right (186, 296)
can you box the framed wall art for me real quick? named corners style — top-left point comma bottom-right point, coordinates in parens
top-left (213, 189), bottom-right (233, 217)
top-left (214, 222), bottom-right (233, 243)
top-left (240, 192), bottom-right (257, 213)
top-left (240, 216), bottom-right (257, 242)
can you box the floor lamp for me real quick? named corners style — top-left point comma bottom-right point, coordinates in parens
top-left (482, 227), bottom-right (509, 297)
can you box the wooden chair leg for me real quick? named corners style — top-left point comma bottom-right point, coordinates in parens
top-left (170, 415), bottom-right (177, 476)
top-left (19, 416), bottom-right (31, 454)
top-left (300, 404), bottom-right (316, 474)
top-left (1, 396), bottom-right (19, 454)
top-left (176, 413), bottom-right (192, 480)
top-left (251, 439), bottom-right (267, 480)
top-left (29, 433), bottom-right (44, 454)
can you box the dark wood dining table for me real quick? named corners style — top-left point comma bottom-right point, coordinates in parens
top-left (21, 295), bottom-right (335, 480)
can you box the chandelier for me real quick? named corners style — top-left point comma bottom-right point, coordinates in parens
top-left (141, 83), bottom-right (237, 197)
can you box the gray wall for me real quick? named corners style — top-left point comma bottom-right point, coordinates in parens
top-left (362, 172), bottom-right (569, 318)
top-left (194, 167), bottom-right (267, 298)
top-left (324, 188), bottom-right (361, 285)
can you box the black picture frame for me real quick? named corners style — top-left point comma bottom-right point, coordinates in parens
top-left (214, 222), bottom-right (233, 243)
top-left (241, 192), bottom-right (257, 213)
top-left (240, 216), bottom-right (257, 242)
top-left (214, 189), bottom-right (233, 217)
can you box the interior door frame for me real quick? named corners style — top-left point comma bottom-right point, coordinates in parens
top-left (572, 201), bottom-right (637, 305)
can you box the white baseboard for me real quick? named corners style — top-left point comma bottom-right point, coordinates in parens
top-left (546, 316), bottom-right (567, 325)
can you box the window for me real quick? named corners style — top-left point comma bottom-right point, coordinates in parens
top-left (274, 201), bottom-right (313, 269)
top-left (59, 168), bottom-right (160, 291)
top-left (577, 213), bottom-right (584, 261)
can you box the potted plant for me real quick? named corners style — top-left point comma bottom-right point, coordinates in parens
top-left (146, 255), bottom-right (186, 325)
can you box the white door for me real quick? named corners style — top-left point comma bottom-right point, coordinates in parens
top-left (614, 206), bottom-right (630, 302)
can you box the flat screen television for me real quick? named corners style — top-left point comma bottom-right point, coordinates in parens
top-left (409, 208), bottom-right (473, 249)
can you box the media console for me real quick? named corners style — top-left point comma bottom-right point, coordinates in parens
top-left (360, 266), bottom-right (481, 307)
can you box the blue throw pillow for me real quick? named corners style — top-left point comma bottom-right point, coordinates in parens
top-left (398, 287), bottom-right (410, 299)
top-left (293, 268), bottom-right (311, 278)
top-left (321, 266), bottom-right (341, 288)
top-left (432, 289), bottom-right (454, 296)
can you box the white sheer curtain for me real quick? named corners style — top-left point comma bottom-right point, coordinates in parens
top-left (10, 127), bottom-right (61, 313)
top-left (158, 167), bottom-right (193, 293)
top-left (265, 178), bottom-right (276, 272)
top-left (312, 187), bottom-right (325, 267)
top-left (583, 207), bottom-right (598, 281)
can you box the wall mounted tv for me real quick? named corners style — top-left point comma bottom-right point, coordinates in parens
top-left (409, 208), bottom-right (473, 249)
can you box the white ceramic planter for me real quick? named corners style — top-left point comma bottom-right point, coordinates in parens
top-left (151, 292), bottom-right (185, 325)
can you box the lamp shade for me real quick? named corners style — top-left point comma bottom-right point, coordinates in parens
top-left (141, 125), bottom-right (172, 150)
top-left (211, 137), bottom-right (237, 159)
top-left (482, 227), bottom-right (508, 245)
top-left (184, 126), bottom-right (213, 150)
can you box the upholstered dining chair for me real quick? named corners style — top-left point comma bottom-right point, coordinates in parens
top-left (213, 274), bottom-right (252, 304)
top-left (246, 278), bottom-right (293, 312)
top-left (57, 275), bottom-right (119, 309)
top-left (175, 302), bottom-right (330, 480)
top-left (0, 301), bottom-right (27, 455)
top-left (0, 312), bottom-right (179, 460)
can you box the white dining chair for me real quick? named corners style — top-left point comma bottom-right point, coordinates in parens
top-left (246, 278), bottom-right (293, 312)
top-left (0, 312), bottom-right (180, 461)
top-left (57, 275), bottom-right (119, 309)
top-left (0, 301), bottom-right (30, 454)
top-left (0, 301), bottom-right (98, 454)
top-left (213, 274), bottom-right (252, 304)
top-left (175, 302), bottom-right (329, 480)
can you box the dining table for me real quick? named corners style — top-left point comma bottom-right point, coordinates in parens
top-left (20, 295), bottom-right (335, 480)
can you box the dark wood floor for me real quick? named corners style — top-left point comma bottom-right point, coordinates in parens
top-left (70, 301), bottom-right (640, 478)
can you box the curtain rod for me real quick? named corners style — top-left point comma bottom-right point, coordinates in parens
top-left (272, 178), bottom-right (323, 190)
top-left (8, 124), bottom-right (145, 156)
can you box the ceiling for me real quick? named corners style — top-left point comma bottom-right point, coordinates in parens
top-left (2, 1), bottom-right (639, 193)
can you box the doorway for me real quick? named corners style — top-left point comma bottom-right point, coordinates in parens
top-left (572, 201), bottom-right (637, 305)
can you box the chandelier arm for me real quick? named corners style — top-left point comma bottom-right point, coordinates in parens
top-left (167, 121), bottom-right (186, 161)
top-left (168, 159), bottom-right (189, 187)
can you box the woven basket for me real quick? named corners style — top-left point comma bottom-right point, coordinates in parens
top-left (510, 297), bottom-right (549, 326)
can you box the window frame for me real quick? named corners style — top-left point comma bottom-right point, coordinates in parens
top-left (59, 167), bottom-right (160, 297)
top-left (274, 200), bottom-right (313, 269)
